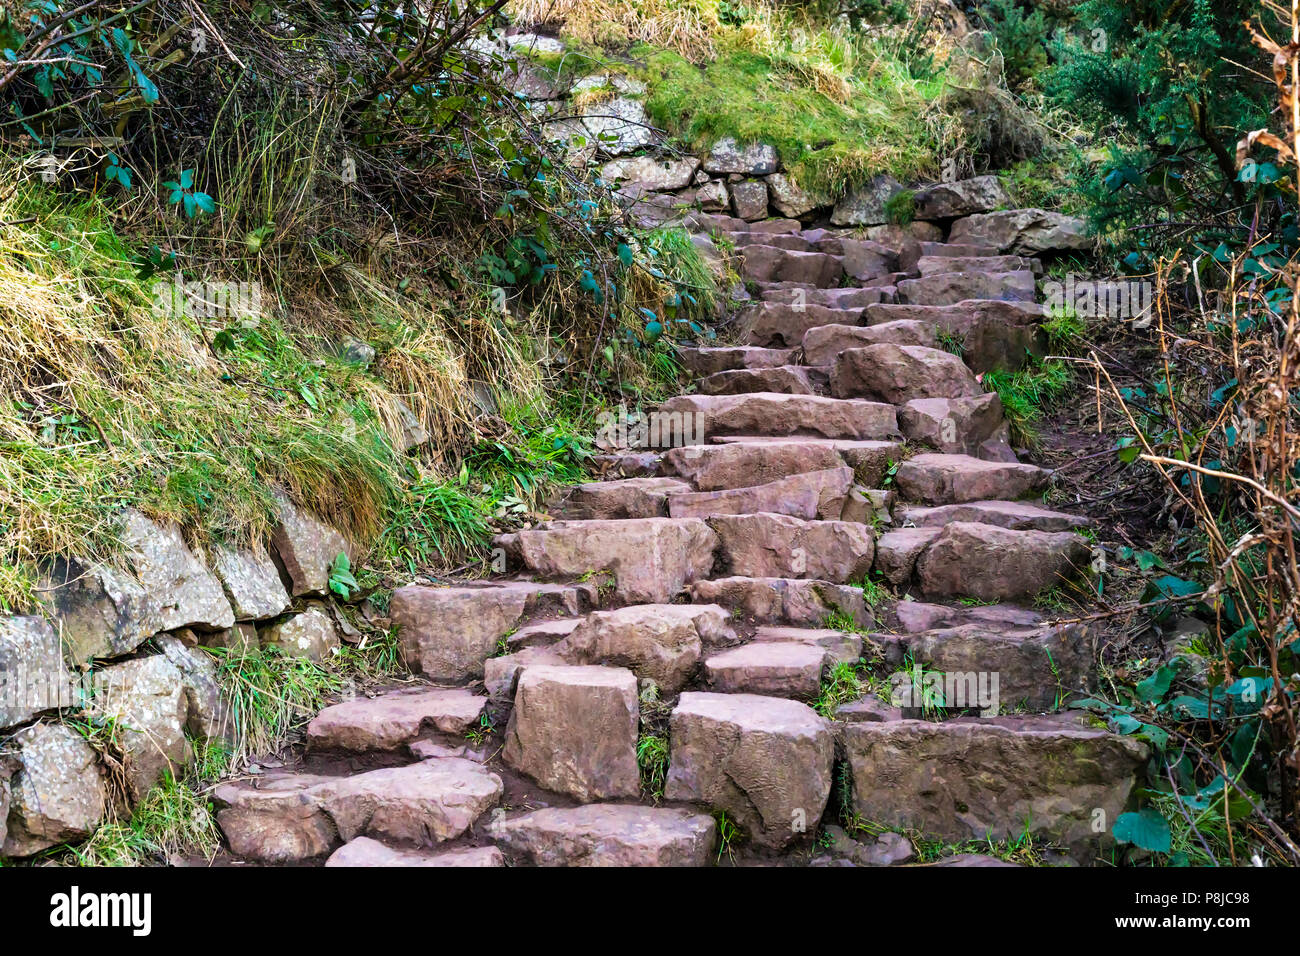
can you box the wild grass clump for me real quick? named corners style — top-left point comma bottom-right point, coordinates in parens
top-left (983, 359), bottom-right (1073, 447)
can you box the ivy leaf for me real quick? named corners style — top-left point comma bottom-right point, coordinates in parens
top-left (1113, 809), bottom-right (1171, 852)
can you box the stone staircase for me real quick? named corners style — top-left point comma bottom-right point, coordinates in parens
top-left (212, 211), bottom-right (1148, 868)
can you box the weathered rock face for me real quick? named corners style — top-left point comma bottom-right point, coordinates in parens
top-left (698, 365), bottom-right (816, 396)
top-left (307, 687), bottom-right (488, 752)
top-left (491, 804), bottom-right (717, 866)
top-left (802, 321), bottom-right (938, 367)
top-left (667, 467), bottom-right (853, 521)
top-left (873, 527), bottom-right (943, 586)
top-left (915, 521), bottom-right (1091, 601)
top-left (601, 156), bottom-right (699, 191)
top-left (211, 546), bottom-right (291, 620)
top-left (729, 179), bottom-right (769, 221)
top-left (581, 97), bottom-right (658, 155)
top-left (842, 718), bottom-right (1146, 851)
top-left (666, 692), bottom-right (834, 848)
top-left (766, 172), bottom-right (830, 218)
top-left (912, 175), bottom-right (1009, 219)
top-left (831, 344), bottom-right (981, 403)
top-left (830, 174), bottom-right (904, 226)
top-left (326, 837), bottom-right (503, 867)
top-left (0, 616), bottom-right (77, 731)
top-left (691, 577), bottom-right (872, 628)
top-left (121, 510), bottom-right (235, 634)
top-left (311, 758), bottom-right (503, 845)
top-left (896, 270), bottom-right (1036, 306)
top-left (895, 454), bottom-right (1048, 504)
top-left (664, 440), bottom-right (843, 492)
top-left (557, 604), bottom-right (735, 694)
top-left (948, 208), bottom-right (1090, 254)
top-left (390, 582), bottom-right (591, 680)
top-left (553, 477), bottom-right (692, 520)
top-left (262, 606), bottom-right (339, 661)
top-left (512, 518), bottom-right (719, 604)
top-left (660, 393), bottom-right (897, 442)
top-left (271, 492), bottom-right (350, 598)
top-left (2, 723), bottom-right (107, 857)
top-left (709, 513), bottom-right (874, 582)
top-left (212, 772), bottom-right (338, 863)
top-left (92, 654), bottom-right (192, 801)
top-left (704, 642), bottom-right (827, 698)
top-left (503, 665), bottom-right (640, 801)
top-left (905, 621), bottom-right (1097, 710)
top-left (703, 137), bottom-right (778, 175)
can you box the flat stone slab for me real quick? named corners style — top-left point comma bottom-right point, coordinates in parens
top-left (894, 454), bottom-right (1048, 504)
top-left (708, 513), bottom-right (874, 582)
top-left (704, 642), bottom-right (827, 698)
top-left (698, 365), bottom-right (816, 395)
top-left (306, 687), bottom-right (488, 752)
top-left (551, 477), bottom-right (691, 520)
top-left (753, 625), bottom-right (863, 665)
top-left (874, 527), bottom-right (943, 585)
top-left (900, 499), bottom-right (1089, 532)
top-left (490, 804), bottom-right (717, 866)
top-left (896, 271), bottom-right (1036, 306)
top-left (660, 393), bottom-right (897, 442)
top-left (690, 577), bottom-right (872, 628)
top-left (802, 321), bottom-right (938, 366)
top-left (664, 440), bottom-right (845, 492)
top-left (667, 466), bottom-right (853, 521)
top-left (676, 345), bottom-right (798, 377)
top-left (740, 302), bottom-right (865, 349)
top-left (915, 521), bottom-right (1091, 601)
top-left (666, 692), bottom-right (834, 849)
top-left (325, 837), bottom-right (504, 867)
top-left (894, 601), bottom-right (1043, 633)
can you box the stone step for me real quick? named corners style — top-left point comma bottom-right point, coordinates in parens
top-left (898, 395), bottom-right (1010, 459)
top-left (894, 453), bottom-right (1049, 504)
top-left (805, 236), bottom-right (898, 281)
top-left (666, 692), bottom-right (833, 849)
top-left (489, 804), bottom-right (718, 866)
top-left (874, 527), bottom-right (943, 586)
top-left (829, 343), bottom-right (983, 404)
top-left (895, 271), bottom-right (1037, 306)
top-left (390, 581), bottom-right (597, 682)
top-left (900, 499), bottom-right (1090, 532)
top-left (893, 600), bottom-right (1043, 633)
top-left (326, 837), bottom-right (504, 867)
top-left (666, 466), bottom-right (854, 521)
top-left (758, 284), bottom-right (885, 310)
top-left (700, 436), bottom-right (905, 487)
top-left (503, 664), bottom-right (640, 802)
top-left (506, 617), bottom-right (582, 650)
top-left (840, 715), bottom-right (1146, 854)
top-left (698, 214), bottom-right (801, 235)
top-left (864, 299), bottom-right (1044, 373)
top-left (726, 231), bottom-right (811, 251)
top-left (690, 576), bottom-right (873, 629)
top-left (306, 687), bottom-right (488, 753)
top-left (899, 620), bottom-right (1097, 711)
top-left (507, 517), bottom-right (718, 604)
top-left (659, 393), bottom-right (898, 442)
top-left (550, 476), bottom-right (692, 520)
top-left (913, 520), bottom-right (1091, 602)
top-left (740, 245), bottom-right (843, 287)
top-left (553, 603), bottom-right (739, 694)
top-left (752, 625), bottom-right (863, 665)
top-left (676, 345), bottom-right (797, 377)
top-left (739, 301), bottom-right (865, 349)
top-left (698, 365), bottom-right (820, 395)
top-left (948, 208), bottom-right (1089, 255)
top-left (703, 641), bottom-right (827, 699)
top-left (916, 254), bottom-right (1041, 276)
top-left (212, 758), bottom-right (503, 863)
top-left (801, 320), bottom-right (938, 366)
top-left (663, 440), bottom-right (844, 491)
top-left (708, 513), bottom-right (874, 583)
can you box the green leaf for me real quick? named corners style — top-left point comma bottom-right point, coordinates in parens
top-left (1113, 809), bottom-right (1171, 852)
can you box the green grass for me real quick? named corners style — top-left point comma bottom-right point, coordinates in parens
top-left (814, 661), bottom-right (869, 717)
top-left (637, 733), bottom-right (671, 800)
top-left (983, 359), bottom-right (1073, 447)
top-left (61, 770), bottom-right (221, 866)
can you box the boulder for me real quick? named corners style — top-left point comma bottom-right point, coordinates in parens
top-left (864, 300), bottom-right (1044, 374)
top-left (742, 302), bottom-right (864, 349)
top-left (2, 723), bottom-right (106, 857)
top-left (483, 646), bottom-right (567, 700)
top-left (503, 665), bottom-right (640, 801)
top-left (581, 97), bottom-right (658, 156)
top-left (912, 175), bottom-right (1009, 219)
top-left (556, 604), bottom-right (737, 693)
top-left (490, 804), bottom-right (717, 866)
top-left (153, 635), bottom-right (230, 743)
top-left (766, 172), bottom-right (830, 217)
top-left (917, 254), bottom-right (1038, 276)
top-left (211, 546), bottom-right (290, 620)
top-left (894, 601), bottom-right (1043, 633)
top-left (914, 521), bottom-right (1091, 601)
top-left (261, 606), bottom-right (339, 661)
top-left (694, 179), bottom-right (728, 211)
top-left (512, 518), bottom-right (718, 604)
top-left (740, 246), bottom-right (843, 286)
top-left (702, 137), bottom-right (778, 175)
top-left (729, 180), bottom-right (769, 221)
top-left (830, 174), bottom-right (904, 226)
top-left (874, 527), bottom-right (943, 586)
top-left (601, 156), bottom-right (699, 191)
top-left (704, 642), bottom-right (827, 698)
top-left (948, 208), bottom-right (1090, 254)
top-left (896, 271), bottom-right (1036, 306)
top-left (900, 499), bottom-right (1089, 532)
top-left (212, 772), bottom-right (337, 863)
top-left (709, 513), bottom-right (874, 582)
top-left (120, 510), bottom-right (234, 633)
top-left (898, 394), bottom-right (1007, 456)
top-left (306, 687), bottom-right (488, 752)
top-left (663, 440), bottom-right (843, 492)
top-left (665, 692), bottom-right (834, 848)
top-left (0, 616), bottom-right (77, 731)
top-left (552, 477), bottom-right (691, 520)
top-left (271, 492), bottom-right (350, 598)
top-left (760, 285), bottom-right (882, 310)
top-left (802, 321), bottom-right (937, 367)
top-left (676, 345), bottom-right (797, 377)
top-left (831, 344), bottom-right (981, 403)
top-left (842, 717), bottom-right (1146, 852)
top-left (326, 837), bottom-right (503, 867)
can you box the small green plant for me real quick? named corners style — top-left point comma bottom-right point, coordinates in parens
top-left (815, 661), bottom-right (869, 717)
top-left (983, 359), bottom-right (1072, 446)
top-left (63, 771), bottom-right (220, 866)
top-left (714, 810), bottom-right (741, 863)
top-left (465, 713), bottom-right (494, 746)
top-left (883, 188), bottom-right (916, 225)
top-left (636, 734), bottom-right (671, 801)
top-left (328, 552), bottom-right (359, 600)
top-left (162, 169), bottom-right (216, 219)
top-left (824, 608), bottom-right (866, 634)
